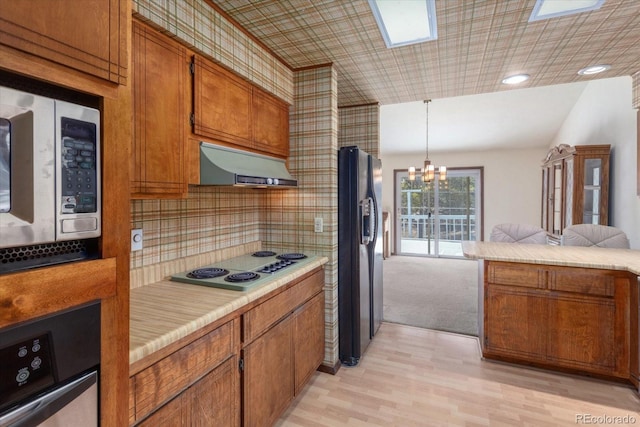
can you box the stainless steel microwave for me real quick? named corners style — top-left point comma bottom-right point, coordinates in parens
top-left (0, 86), bottom-right (101, 254)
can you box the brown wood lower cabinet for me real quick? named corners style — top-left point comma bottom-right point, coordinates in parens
top-left (130, 319), bottom-right (239, 426)
top-left (138, 356), bottom-right (239, 427)
top-left (243, 269), bottom-right (325, 427)
top-left (293, 292), bottom-right (325, 394)
top-left (129, 267), bottom-right (325, 426)
top-left (244, 316), bottom-right (294, 427)
top-left (482, 261), bottom-right (638, 382)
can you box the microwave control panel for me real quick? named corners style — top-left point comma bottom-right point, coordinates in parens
top-left (60, 117), bottom-right (98, 215)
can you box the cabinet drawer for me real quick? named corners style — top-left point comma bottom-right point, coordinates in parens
top-left (487, 262), bottom-right (545, 289)
top-left (244, 269), bottom-right (324, 343)
top-left (133, 320), bottom-right (234, 421)
top-left (549, 270), bottom-right (614, 297)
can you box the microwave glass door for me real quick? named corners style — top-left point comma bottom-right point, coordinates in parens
top-left (0, 87), bottom-right (56, 249)
top-left (0, 118), bottom-right (9, 213)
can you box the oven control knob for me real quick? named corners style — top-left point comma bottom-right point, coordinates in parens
top-left (16, 368), bottom-right (30, 383)
top-left (18, 348), bottom-right (28, 358)
top-left (31, 357), bottom-right (42, 369)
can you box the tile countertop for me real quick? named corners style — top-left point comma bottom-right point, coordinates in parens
top-left (462, 241), bottom-right (640, 275)
top-left (129, 255), bottom-right (328, 366)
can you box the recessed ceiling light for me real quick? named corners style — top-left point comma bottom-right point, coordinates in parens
top-left (578, 64), bottom-right (611, 75)
top-left (529, 0), bottom-right (606, 22)
top-left (501, 74), bottom-right (530, 85)
top-left (369, 0), bottom-right (438, 48)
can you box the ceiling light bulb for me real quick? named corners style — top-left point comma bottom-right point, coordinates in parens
top-left (578, 64), bottom-right (611, 75)
top-left (501, 74), bottom-right (530, 85)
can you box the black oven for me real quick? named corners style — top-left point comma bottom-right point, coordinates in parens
top-left (0, 302), bottom-right (100, 426)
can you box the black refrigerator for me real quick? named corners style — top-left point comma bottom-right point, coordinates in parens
top-left (338, 146), bottom-right (383, 366)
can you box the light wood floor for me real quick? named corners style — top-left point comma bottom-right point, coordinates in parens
top-left (276, 322), bottom-right (640, 426)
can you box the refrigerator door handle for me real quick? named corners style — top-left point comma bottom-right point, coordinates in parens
top-left (360, 197), bottom-right (374, 245)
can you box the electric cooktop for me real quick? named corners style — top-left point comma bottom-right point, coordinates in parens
top-left (170, 251), bottom-right (317, 291)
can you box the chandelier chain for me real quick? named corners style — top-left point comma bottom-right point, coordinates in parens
top-left (424, 99), bottom-right (431, 161)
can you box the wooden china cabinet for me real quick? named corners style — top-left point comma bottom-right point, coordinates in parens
top-left (541, 144), bottom-right (610, 243)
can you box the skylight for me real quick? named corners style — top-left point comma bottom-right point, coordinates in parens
top-left (529, 0), bottom-right (605, 22)
top-left (369, 0), bottom-right (438, 48)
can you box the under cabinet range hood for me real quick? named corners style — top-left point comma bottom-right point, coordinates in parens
top-left (199, 142), bottom-right (297, 188)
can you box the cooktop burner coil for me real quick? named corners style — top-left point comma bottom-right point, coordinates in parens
top-left (252, 251), bottom-right (277, 257)
top-left (187, 267), bottom-right (229, 279)
top-left (225, 272), bottom-right (260, 283)
top-left (277, 253), bottom-right (307, 261)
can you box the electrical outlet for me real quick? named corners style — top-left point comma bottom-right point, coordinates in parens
top-left (131, 229), bottom-right (143, 251)
top-left (314, 217), bottom-right (323, 233)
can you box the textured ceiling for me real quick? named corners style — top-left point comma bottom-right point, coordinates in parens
top-left (213, 0), bottom-right (640, 107)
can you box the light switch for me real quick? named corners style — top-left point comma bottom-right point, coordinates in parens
top-left (131, 229), bottom-right (143, 251)
top-left (314, 217), bottom-right (323, 233)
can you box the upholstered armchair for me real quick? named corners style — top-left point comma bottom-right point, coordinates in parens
top-left (561, 224), bottom-right (630, 248)
top-left (490, 223), bottom-right (548, 244)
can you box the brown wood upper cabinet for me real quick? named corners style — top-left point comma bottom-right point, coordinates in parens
top-left (131, 20), bottom-right (190, 199)
top-left (191, 55), bottom-right (290, 158)
top-left (0, 0), bottom-right (127, 85)
top-left (252, 86), bottom-right (290, 157)
top-left (192, 55), bottom-right (252, 147)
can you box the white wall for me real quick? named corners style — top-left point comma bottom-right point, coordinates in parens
top-left (551, 76), bottom-right (639, 249)
top-left (380, 147), bottom-right (547, 252)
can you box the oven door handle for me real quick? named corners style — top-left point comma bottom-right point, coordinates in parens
top-left (1, 371), bottom-right (97, 427)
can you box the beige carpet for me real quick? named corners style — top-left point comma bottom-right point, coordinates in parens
top-left (382, 255), bottom-right (479, 336)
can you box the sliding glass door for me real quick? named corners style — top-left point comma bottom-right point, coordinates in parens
top-left (395, 168), bottom-right (482, 257)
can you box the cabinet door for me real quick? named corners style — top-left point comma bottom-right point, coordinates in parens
top-left (243, 316), bottom-right (294, 427)
top-left (547, 295), bottom-right (616, 372)
top-left (541, 167), bottom-right (549, 232)
top-left (484, 284), bottom-right (547, 360)
top-left (188, 357), bottom-right (240, 427)
top-left (551, 162), bottom-right (563, 236)
top-left (252, 88), bottom-right (290, 157)
top-left (292, 292), bottom-right (325, 394)
top-left (137, 393), bottom-right (186, 427)
top-left (0, 0), bottom-right (127, 84)
top-left (192, 56), bottom-right (252, 148)
top-left (131, 20), bottom-right (188, 198)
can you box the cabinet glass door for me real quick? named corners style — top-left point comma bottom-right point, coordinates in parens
top-left (583, 158), bottom-right (602, 224)
top-left (552, 164), bottom-right (562, 235)
top-left (564, 158), bottom-right (573, 228)
top-left (541, 168), bottom-right (548, 231)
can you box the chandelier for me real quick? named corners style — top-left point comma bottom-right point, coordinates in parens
top-left (409, 99), bottom-right (446, 182)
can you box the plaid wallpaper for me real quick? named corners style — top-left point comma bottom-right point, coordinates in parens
top-left (129, 0), bottom-right (342, 367)
top-left (284, 65), bottom-right (339, 365)
top-left (212, 1), bottom-right (640, 107)
top-left (130, 188), bottom-right (265, 268)
top-left (338, 104), bottom-right (381, 158)
top-left (132, 0), bottom-right (294, 104)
